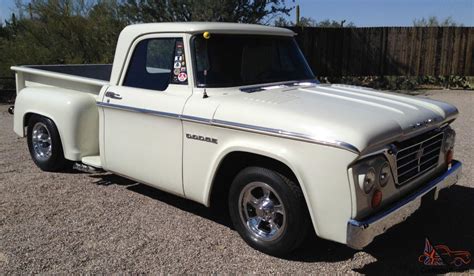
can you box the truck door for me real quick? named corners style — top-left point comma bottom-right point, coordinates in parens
top-left (98, 34), bottom-right (191, 196)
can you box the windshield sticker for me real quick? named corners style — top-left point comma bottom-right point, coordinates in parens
top-left (176, 42), bottom-right (183, 53)
top-left (172, 40), bottom-right (187, 85)
top-left (178, 72), bottom-right (187, 82)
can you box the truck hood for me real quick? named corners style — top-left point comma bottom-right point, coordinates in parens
top-left (212, 84), bottom-right (458, 154)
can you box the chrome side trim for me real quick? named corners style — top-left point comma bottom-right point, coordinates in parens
top-left (97, 102), bottom-right (181, 119)
top-left (180, 114), bottom-right (212, 124)
top-left (96, 101), bottom-right (360, 154)
top-left (212, 119), bottom-right (360, 153)
top-left (346, 160), bottom-right (462, 250)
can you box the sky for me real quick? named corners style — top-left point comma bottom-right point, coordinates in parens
top-left (288, 0), bottom-right (474, 27)
top-left (0, 0), bottom-right (473, 27)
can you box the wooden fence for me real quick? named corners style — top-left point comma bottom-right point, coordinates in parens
top-left (291, 27), bottom-right (474, 77)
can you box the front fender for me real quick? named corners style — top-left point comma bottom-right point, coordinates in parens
top-left (182, 122), bottom-right (359, 244)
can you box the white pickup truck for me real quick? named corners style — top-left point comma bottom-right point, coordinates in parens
top-left (10, 22), bottom-right (462, 256)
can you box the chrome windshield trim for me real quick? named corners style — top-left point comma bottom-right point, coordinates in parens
top-left (97, 101), bottom-right (360, 154)
top-left (239, 79), bottom-right (319, 93)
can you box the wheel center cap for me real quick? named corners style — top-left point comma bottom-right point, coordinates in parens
top-left (38, 133), bottom-right (49, 143)
top-left (256, 199), bottom-right (274, 220)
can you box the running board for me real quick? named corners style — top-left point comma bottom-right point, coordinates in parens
top-left (73, 155), bottom-right (103, 173)
top-left (82, 156), bottom-right (102, 168)
top-left (73, 163), bottom-right (103, 173)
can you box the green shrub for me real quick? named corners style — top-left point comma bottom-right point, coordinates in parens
top-left (318, 75), bottom-right (472, 90)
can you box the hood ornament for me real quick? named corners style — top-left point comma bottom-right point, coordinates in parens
top-left (411, 118), bottom-right (438, 129)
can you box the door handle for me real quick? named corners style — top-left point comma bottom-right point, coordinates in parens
top-left (105, 91), bottom-right (122, 100)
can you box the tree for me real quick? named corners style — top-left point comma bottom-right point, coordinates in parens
top-left (273, 16), bottom-right (292, 27)
top-left (274, 16), bottom-right (355, 27)
top-left (315, 19), bottom-right (355, 28)
top-left (0, 0), bottom-right (294, 79)
top-left (0, 0), bottom-right (127, 77)
top-left (298, 16), bottom-right (318, 27)
top-left (413, 16), bottom-right (462, 27)
top-left (120, 0), bottom-right (293, 24)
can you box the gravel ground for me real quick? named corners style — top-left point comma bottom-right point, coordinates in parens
top-left (0, 90), bottom-right (473, 274)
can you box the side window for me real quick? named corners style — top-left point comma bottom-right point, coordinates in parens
top-left (123, 38), bottom-right (188, 91)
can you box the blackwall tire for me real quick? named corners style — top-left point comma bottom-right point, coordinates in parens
top-left (27, 115), bottom-right (68, 172)
top-left (228, 166), bottom-right (310, 256)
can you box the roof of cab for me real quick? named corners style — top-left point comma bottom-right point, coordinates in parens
top-left (109, 22), bottom-right (295, 85)
top-left (121, 22), bottom-right (295, 37)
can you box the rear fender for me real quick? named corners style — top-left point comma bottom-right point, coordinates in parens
top-left (14, 87), bottom-right (99, 160)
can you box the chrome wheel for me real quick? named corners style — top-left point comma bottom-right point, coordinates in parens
top-left (31, 122), bottom-right (52, 161)
top-left (238, 182), bottom-right (286, 241)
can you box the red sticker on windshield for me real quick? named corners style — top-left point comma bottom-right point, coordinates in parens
top-left (178, 72), bottom-right (187, 82)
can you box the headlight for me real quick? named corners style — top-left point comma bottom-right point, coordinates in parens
top-left (359, 167), bottom-right (376, 194)
top-left (353, 155), bottom-right (394, 194)
top-left (444, 128), bottom-right (456, 151)
top-left (379, 162), bottom-right (391, 187)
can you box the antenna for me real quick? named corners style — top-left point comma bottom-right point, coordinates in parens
top-left (203, 69), bottom-right (209, 99)
top-left (202, 32), bottom-right (211, 99)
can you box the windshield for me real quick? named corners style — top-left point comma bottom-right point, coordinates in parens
top-left (192, 34), bottom-right (315, 88)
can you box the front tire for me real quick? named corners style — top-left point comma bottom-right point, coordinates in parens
top-left (27, 115), bottom-right (68, 172)
top-left (228, 166), bottom-right (310, 256)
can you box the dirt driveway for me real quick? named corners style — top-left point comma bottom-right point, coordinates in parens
top-left (0, 90), bottom-right (472, 273)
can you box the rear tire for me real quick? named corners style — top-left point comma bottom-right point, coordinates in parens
top-left (228, 166), bottom-right (310, 256)
top-left (27, 115), bottom-right (68, 172)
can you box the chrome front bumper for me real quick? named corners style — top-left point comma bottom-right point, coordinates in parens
top-left (346, 160), bottom-right (462, 250)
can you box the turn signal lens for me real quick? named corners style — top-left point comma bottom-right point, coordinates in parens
top-left (444, 128), bottom-right (456, 151)
top-left (371, 190), bottom-right (383, 209)
top-left (446, 150), bottom-right (454, 165)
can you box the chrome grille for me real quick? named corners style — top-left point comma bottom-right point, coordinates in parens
top-left (396, 131), bottom-right (444, 185)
